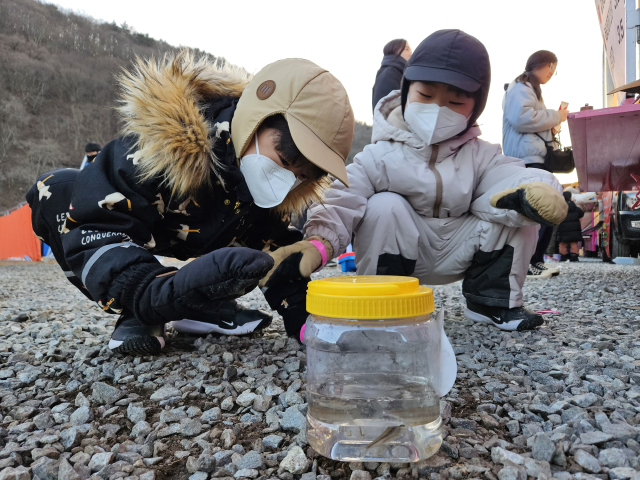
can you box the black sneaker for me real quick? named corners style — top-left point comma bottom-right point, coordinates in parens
top-left (171, 300), bottom-right (272, 336)
top-left (569, 253), bottom-right (579, 262)
top-left (464, 300), bottom-right (544, 331)
top-left (533, 262), bottom-right (559, 277)
top-left (109, 313), bottom-right (166, 355)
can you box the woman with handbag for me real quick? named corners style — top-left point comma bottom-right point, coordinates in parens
top-left (503, 50), bottom-right (569, 279)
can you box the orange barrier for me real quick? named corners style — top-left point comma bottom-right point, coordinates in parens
top-left (0, 204), bottom-right (41, 261)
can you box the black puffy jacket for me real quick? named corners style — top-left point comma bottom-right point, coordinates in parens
top-left (556, 199), bottom-right (584, 243)
top-left (25, 54), bottom-right (324, 315)
top-left (372, 55), bottom-right (406, 111)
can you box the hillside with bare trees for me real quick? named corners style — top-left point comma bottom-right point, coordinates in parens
top-left (0, 0), bottom-right (372, 212)
top-left (0, 0), bottom-right (228, 211)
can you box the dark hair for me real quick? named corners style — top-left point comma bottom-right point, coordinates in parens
top-left (85, 142), bottom-right (101, 152)
top-left (260, 114), bottom-right (326, 181)
top-left (383, 39), bottom-right (408, 57)
top-left (563, 191), bottom-right (572, 202)
top-left (515, 50), bottom-right (557, 100)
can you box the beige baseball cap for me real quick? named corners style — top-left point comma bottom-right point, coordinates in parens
top-left (231, 58), bottom-right (354, 186)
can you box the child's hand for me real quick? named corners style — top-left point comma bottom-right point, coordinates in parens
top-left (490, 182), bottom-right (568, 226)
top-left (261, 252), bottom-right (309, 339)
top-left (259, 236), bottom-right (333, 287)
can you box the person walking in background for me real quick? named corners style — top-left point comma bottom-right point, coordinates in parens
top-left (372, 38), bottom-right (411, 111)
top-left (556, 191), bottom-right (584, 262)
top-left (80, 142), bottom-right (101, 170)
top-left (502, 50), bottom-right (568, 279)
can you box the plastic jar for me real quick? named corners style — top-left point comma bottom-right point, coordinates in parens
top-left (305, 276), bottom-right (456, 463)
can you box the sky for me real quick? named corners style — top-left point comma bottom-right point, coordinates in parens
top-left (48, 0), bottom-right (608, 183)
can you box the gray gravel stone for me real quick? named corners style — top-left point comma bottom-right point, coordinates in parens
top-left (91, 382), bottom-right (123, 404)
top-left (234, 468), bottom-right (259, 478)
top-left (236, 391), bottom-right (257, 407)
top-left (574, 449), bottom-right (602, 473)
top-left (189, 473), bottom-right (208, 480)
top-left (235, 450), bottom-right (263, 470)
top-left (498, 465), bottom-right (526, 480)
top-left (598, 448), bottom-right (630, 468)
top-left (572, 393), bottom-right (599, 408)
top-left (33, 412), bottom-right (55, 430)
top-left (214, 450), bottom-right (234, 466)
top-left (70, 405), bottom-right (93, 425)
top-left (253, 394), bottom-right (272, 412)
top-left (201, 407), bottom-right (221, 422)
top-left (58, 457), bottom-right (81, 480)
top-left (580, 431), bottom-right (614, 445)
top-left (221, 429), bottom-right (236, 449)
top-left (0, 466), bottom-right (30, 480)
top-left (280, 406), bottom-right (306, 433)
top-left (279, 446), bottom-right (309, 474)
top-left (602, 422), bottom-right (640, 442)
top-left (350, 471), bottom-right (372, 480)
top-left (150, 386), bottom-right (182, 401)
top-left (127, 403), bottom-right (146, 423)
top-left (88, 452), bottom-right (114, 472)
top-left (262, 434), bottom-right (284, 449)
top-left (221, 396), bottom-right (235, 411)
top-left (531, 433), bottom-right (555, 462)
top-left (609, 467), bottom-right (640, 480)
top-left (31, 456), bottom-right (60, 480)
top-left (196, 454), bottom-right (216, 473)
top-left (131, 420), bottom-right (152, 438)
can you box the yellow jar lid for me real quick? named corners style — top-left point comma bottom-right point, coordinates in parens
top-left (307, 276), bottom-right (434, 319)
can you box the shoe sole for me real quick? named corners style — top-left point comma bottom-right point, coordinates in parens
top-left (526, 274), bottom-right (553, 279)
top-left (464, 307), bottom-right (544, 332)
top-left (109, 335), bottom-right (165, 355)
top-left (171, 317), bottom-right (271, 336)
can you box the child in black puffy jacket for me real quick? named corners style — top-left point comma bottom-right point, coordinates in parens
top-left (556, 191), bottom-right (584, 262)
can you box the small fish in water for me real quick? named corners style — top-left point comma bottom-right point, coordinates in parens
top-left (366, 425), bottom-right (405, 450)
top-left (366, 406), bottom-right (438, 450)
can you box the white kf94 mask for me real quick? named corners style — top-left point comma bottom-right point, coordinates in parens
top-left (404, 102), bottom-right (470, 145)
top-left (240, 136), bottom-right (302, 208)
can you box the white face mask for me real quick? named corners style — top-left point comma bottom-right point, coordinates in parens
top-left (404, 102), bottom-right (470, 145)
top-left (240, 136), bottom-right (300, 208)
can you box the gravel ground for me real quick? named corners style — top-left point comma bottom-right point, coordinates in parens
top-left (0, 260), bottom-right (639, 480)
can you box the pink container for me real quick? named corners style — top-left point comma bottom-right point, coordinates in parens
top-left (567, 103), bottom-right (640, 192)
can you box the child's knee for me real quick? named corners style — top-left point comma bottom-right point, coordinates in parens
top-left (366, 192), bottom-right (412, 219)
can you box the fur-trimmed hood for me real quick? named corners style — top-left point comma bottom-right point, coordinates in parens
top-left (117, 50), bottom-right (333, 215)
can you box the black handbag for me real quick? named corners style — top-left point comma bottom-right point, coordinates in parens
top-left (535, 132), bottom-right (575, 174)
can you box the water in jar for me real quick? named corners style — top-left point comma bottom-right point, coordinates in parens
top-left (305, 316), bottom-right (444, 462)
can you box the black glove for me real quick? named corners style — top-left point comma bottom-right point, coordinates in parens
top-left (262, 252), bottom-right (309, 339)
top-left (109, 247), bottom-right (274, 325)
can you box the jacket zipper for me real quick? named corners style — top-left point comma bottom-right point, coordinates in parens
top-left (428, 144), bottom-right (443, 217)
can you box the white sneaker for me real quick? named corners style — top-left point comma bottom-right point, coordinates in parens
top-left (526, 264), bottom-right (552, 279)
top-left (534, 262), bottom-right (559, 277)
